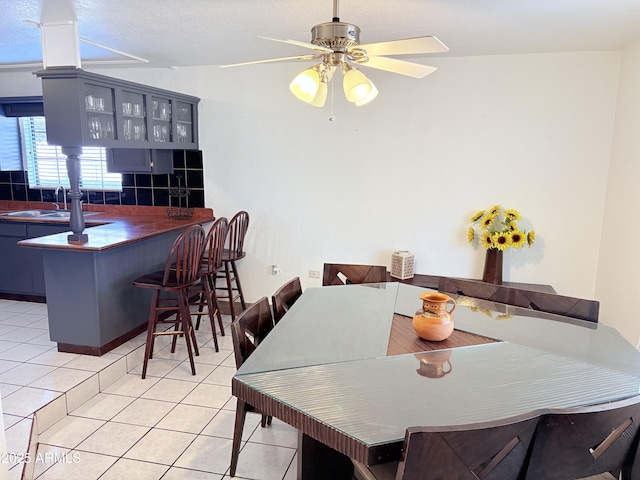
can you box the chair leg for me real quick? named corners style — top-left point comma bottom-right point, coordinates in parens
top-left (203, 276), bottom-right (219, 352)
top-left (230, 400), bottom-right (248, 477)
top-left (178, 291), bottom-right (197, 376)
top-left (230, 260), bottom-right (247, 310)
top-left (259, 415), bottom-right (273, 427)
top-left (141, 290), bottom-right (160, 380)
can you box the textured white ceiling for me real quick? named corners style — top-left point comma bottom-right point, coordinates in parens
top-left (1, 0), bottom-right (640, 70)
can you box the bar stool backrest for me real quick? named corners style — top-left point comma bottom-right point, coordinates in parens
top-left (202, 217), bottom-right (228, 275)
top-left (165, 225), bottom-right (206, 287)
top-left (226, 211), bottom-right (249, 259)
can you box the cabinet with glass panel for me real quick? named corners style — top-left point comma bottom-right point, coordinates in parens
top-left (36, 68), bottom-right (199, 150)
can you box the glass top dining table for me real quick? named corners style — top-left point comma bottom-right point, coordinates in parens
top-left (232, 282), bottom-right (640, 467)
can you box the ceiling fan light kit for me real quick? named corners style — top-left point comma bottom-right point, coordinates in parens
top-left (342, 66), bottom-right (373, 103)
top-left (289, 66), bottom-right (322, 103)
top-left (222, 0), bottom-right (448, 108)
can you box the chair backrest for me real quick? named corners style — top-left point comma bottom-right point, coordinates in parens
top-left (226, 211), bottom-right (250, 257)
top-left (201, 217), bottom-right (228, 275)
top-left (438, 277), bottom-right (600, 323)
top-left (524, 395), bottom-right (640, 480)
top-left (272, 277), bottom-right (302, 324)
top-left (230, 296), bottom-right (274, 369)
top-left (322, 263), bottom-right (387, 286)
top-left (396, 413), bottom-right (540, 480)
top-left (164, 224), bottom-right (206, 287)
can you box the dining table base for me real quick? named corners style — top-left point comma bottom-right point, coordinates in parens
top-left (298, 433), bottom-right (353, 480)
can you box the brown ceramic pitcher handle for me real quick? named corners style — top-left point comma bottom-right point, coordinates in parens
top-left (446, 297), bottom-right (456, 314)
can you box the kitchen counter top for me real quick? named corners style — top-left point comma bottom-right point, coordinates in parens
top-left (0, 201), bottom-right (214, 252)
top-left (0, 200), bottom-right (216, 355)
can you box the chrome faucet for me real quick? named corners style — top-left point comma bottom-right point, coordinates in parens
top-left (54, 185), bottom-right (67, 210)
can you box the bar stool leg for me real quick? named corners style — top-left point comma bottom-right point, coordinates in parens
top-left (223, 262), bottom-right (237, 320)
top-left (230, 260), bottom-right (247, 311)
top-left (203, 276), bottom-right (219, 352)
top-left (141, 290), bottom-right (160, 380)
top-left (178, 290), bottom-right (197, 376)
top-left (210, 277), bottom-right (226, 336)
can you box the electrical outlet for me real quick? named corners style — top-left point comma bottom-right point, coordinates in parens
top-left (309, 270), bottom-right (320, 279)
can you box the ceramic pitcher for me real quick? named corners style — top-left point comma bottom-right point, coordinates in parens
top-left (412, 292), bottom-right (457, 341)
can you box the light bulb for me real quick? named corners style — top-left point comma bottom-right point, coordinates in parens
top-left (355, 81), bottom-right (378, 106)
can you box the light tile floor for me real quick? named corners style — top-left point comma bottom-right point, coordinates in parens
top-left (0, 298), bottom-right (298, 480)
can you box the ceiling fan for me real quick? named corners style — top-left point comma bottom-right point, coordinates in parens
top-left (222, 0), bottom-right (448, 107)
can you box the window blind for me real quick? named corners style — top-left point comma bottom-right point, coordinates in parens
top-left (21, 116), bottom-right (122, 191)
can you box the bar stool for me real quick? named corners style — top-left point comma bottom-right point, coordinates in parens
top-left (215, 211), bottom-right (249, 321)
top-left (190, 216), bottom-right (228, 351)
top-left (133, 225), bottom-right (206, 379)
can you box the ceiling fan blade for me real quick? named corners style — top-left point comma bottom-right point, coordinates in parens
top-left (258, 36), bottom-right (333, 54)
top-left (357, 56), bottom-right (437, 78)
top-left (220, 54), bottom-right (318, 68)
top-left (354, 36), bottom-right (448, 56)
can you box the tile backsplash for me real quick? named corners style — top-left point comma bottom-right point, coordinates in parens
top-left (0, 150), bottom-right (204, 208)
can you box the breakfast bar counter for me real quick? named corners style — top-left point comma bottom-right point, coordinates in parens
top-left (1, 201), bottom-right (215, 355)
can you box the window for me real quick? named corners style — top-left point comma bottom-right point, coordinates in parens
top-left (20, 116), bottom-right (122, 191)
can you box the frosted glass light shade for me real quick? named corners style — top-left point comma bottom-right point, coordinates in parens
top-left (355, 81), bottom-right (378, 106)
top-left (290, 68), bottom-right (321, 103)
top-left (343, 68), bottom-right (372, 103)
top-left (309, 81), bottom-right (328, 107)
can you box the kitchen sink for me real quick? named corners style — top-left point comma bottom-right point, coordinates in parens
top-left (1, 210), bottom-right (51, 217)
top-left (0, 210), bottom-right (100, 219)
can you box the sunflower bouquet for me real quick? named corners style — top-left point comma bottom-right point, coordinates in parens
top-left (468, 205), bottom-right (535, 251)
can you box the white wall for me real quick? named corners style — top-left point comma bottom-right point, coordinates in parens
top-left (0, 51), bottom-right (622, 327)
top-left (597, 37), bottom-right (640, 345)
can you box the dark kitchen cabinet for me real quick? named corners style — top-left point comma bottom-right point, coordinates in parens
top-left (106, 149), bottom-right (174, 174)
top-left (36, 67), bottom-right (199, 150)
top-left (0, 222), bottom-right (74, 296)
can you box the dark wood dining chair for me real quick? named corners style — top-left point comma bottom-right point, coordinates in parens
top-left (322, 263), bottom-right (388, 286)
top-left (438, 277), bottom-right (600, 323)
top-left (524, 395), bottom-right (640, 480)
top-left (271, 276), bottom-right (302, 324)
top-left (132, 225), bottom-right (206, 379)
top-left (190, 217), bottom-right (228, 351)
top-left (352, 412), bottom-right (540, 480)
top-left (216, 211), bottom-right (249, 321)
top-left (229, 296), bottom-right (275, 477)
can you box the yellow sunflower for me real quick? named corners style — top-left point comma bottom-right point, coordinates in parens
top-left (492, 232), bottom-right (512, 251)
top-left (489, 205), bottom-right (501, 215)
top-left (467, 227), bottom-right (475, 243)
top-left (527, 230), bottom-right (536, 246)
top-left (504, 209), bottom-right (521, 221)
top-left (470, 210), bottom-right (485, 222)
top-left (507, 222), bottom-right (518, 232)
top-left (510, 231), bottom-right (526, 248)
top-left (481, 214), bottom-right (495, 228)
top-left (481, 234), bottom-right (494, 249)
